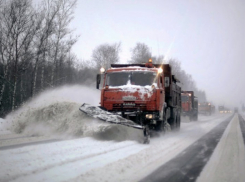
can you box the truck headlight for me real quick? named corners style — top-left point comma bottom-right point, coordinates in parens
top-left (158, 67), bottom-right (163, 74)
top-left (146, 114), bottom-right (154, 119)
top-left (100, 67), bottom-right (105, 73)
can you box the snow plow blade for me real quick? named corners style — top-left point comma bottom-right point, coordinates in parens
top-left (79, 103), bottom-right (144, 130)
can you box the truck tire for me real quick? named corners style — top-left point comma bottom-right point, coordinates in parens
top-left (156, 111), bottom-right (169, 134)
top-left (195, 114), bottom-right (198, 121)
top-left (192, 113), bottom-right (197, 121)
top-left (175, 114), bottom-right (181, 131)
top-left (154, 120), bottom-right (164, 134)
top-left (167, 107), bottom-right (178, 131)
top-left (143, 126), bottom-right (150, 144)
top-left (159, 120), bottom-right (166, 133)
top-left (169, 114), bottom-right (177, 131)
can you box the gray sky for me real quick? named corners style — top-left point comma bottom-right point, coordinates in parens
top-left (70, 0), bottom-right (245, 109)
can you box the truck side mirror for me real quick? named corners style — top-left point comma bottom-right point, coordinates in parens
top-left (165, 77), bottom-right (170, 87)
top-left (96, 74), bottom-right (101, 89)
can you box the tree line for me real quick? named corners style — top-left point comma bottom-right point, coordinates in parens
top-left (0, 0), bottom-right (79, 117)
top-left (0, 0), bottom-right (206, 118)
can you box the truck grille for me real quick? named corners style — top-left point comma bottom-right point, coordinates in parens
top-left (112, 103), bottom-right (147, 110)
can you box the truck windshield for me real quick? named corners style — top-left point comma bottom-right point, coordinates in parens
top-left (106, 71), bottom-right (157, 87)
top-left (219, 106), bottom-right (224, 110)
top-left (181, 95), bottom-right (189, 102)
top-left (199, 105), bottom-right (206, 108)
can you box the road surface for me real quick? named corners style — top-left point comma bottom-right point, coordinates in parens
top-left (1, 112), bottom-right (245, 182)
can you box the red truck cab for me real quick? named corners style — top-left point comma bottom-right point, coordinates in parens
top-left (181, 92), bottom-right (193, 113)
top-left (101, 66), bottom-right (163, 112)
top-left (181, 91), bottom-right (198, 121)
top-left (198, 102), bottom-right (212, 115)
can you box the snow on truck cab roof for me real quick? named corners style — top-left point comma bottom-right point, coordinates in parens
top-left (106, 67), bottom-right (159, 73)
top-left (104, 62), bottom-right (165, 74)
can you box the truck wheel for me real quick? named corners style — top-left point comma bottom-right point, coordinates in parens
top-left (159, 120), bottom-right (166, 133)
top-left (143, 126), bottom-right (150, 144)
top-left (157, 116), bottom-right (169, 134)
top-left (175, 114), bottom-right (181, 131)
top-left (169, 114), bottom-right (177, 131)
top-left (164, 121), bottom-right (171, 132)
top-left (158, 111), bottom-right (170, 134)
top-left (153, 120), bottom-right (164, 137)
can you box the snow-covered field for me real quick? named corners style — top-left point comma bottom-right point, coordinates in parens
top-left (0, 86), bottom-right (244, 182)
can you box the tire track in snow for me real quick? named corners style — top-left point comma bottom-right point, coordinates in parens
top-left (0, 141), bottom-right (137, 182)
top-left (0, 139), bottom-right (61, 150)
top-left (7, 143), bottom-right (143, 182)
top-left (141, 115), bottom-right (233, 182)
top-left (0, 136), bottom-right (35, 141)
top-left (198, 114), bottom-right (225, 122)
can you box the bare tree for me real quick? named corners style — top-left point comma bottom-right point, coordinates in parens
top-left (130, 43), bottom-right (152, 64)
top-left (0, 0), bottom-right (79, 117)
top-left (152, 55), bottom-right (165, 64)
top-left (0, 0), bottom-right (14, 111)
top-left (49, 0), bottom-right (77, 87)
top-left (0, 0), bottom-right (37, 111)
top-left (31, 0), bottom-right (61, 96)
top-left (92, 42), bottom-right (121, 69)
top-left (168, 59), bottom-right (207, 102)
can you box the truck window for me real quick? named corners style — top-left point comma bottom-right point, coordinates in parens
top-left (160, 76), bottom-right (163, 88)
top-left (106, 71), bottom-right (157, 87)
top-left (181, 95), bottom-right (189, 102)
top-left (131, 72), bottom-right (156, 86)
top-left (106, 72), bottom-right (129, 86)
top-left (165, 77), bottom-right (170, 87)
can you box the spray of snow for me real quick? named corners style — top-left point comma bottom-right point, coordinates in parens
top-left (3, 85), bottom-right (143, 142)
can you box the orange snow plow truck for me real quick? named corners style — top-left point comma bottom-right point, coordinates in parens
top-left (80, 59), bottom-right (182, 143)
top-left (198, 102), bottom-right (212, 115)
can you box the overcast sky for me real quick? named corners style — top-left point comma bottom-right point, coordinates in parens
top-left (70, 0), bottom-right (245, 109)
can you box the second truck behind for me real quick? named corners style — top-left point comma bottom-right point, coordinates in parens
top-left (181, 91), bottom-right (198, 121)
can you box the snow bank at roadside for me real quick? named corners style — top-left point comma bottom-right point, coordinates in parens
top-left (0, 118), bottom-right (12, 134)
top-left (4, 85), bottom-right (143, 142)
top-left (0, 118), bottom-right (4, 125)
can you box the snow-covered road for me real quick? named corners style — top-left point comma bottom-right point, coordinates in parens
top-left (1, 113), bottom-right (244, 182)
